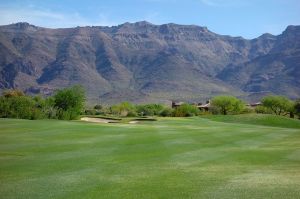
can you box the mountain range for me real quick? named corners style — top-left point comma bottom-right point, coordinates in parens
top-left (0, 21), bottom-right (299, 104)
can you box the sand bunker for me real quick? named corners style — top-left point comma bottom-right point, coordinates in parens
top-left (128, 121), bottom-right (139, 124)
top-left (81, 117), bottom-right (153, 124)
top-left (80, 117), bottom-right (117, 123)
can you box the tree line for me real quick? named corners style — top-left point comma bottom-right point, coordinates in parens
top-left (88, 95), bottom-right (300, 119)
top-left (211, 95), bottom-right (300, 118)
top-left (0, 86), bottom-right (85, 120)
top-left (1, 85), bottom-right (299, 120)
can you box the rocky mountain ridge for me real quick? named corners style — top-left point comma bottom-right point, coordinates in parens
top-left (0, 22), bottom-right (299, 104)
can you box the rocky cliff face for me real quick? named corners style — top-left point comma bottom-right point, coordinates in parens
top-left (218, 25), bottom-right (300, 99)
top-left (0, 22), bottom-right (299, 103)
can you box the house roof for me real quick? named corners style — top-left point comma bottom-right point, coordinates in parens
top-left (246, 102), bottom-right (262, 106)
top-left (197, 102), bottom-right (211, 108)
top-left (173, 102), bottom-right (185, 106)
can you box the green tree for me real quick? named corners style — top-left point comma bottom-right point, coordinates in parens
top-left (211, 95), bottom-right (245, 115)
top-left (294, 99), bottom-right (300, 119)
top-left (261, 95), bottom-right (293, 116)
top-left (53, 85), bottom-right (85, 120)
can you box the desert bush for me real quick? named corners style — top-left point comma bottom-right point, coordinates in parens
top-left (110, 102), bottom-right (136, 117)
top-left (255, 105), bottom-right (272, 114)
top-left (94, 104), bottom-right (103, 110)
top-left (85, 109), bottom-right (96, 115)
top-left (241, 107), bottom-right (255, 114)
top-left (136, 104), bottom-right (164, 116)
top-left (173, 104), bottom-right (199, 117)
top-left (127, 110), bottom-right (138, 117)
top-left (198, 110), bottom-right (212, 115)
top-left (3, 89), bottom-right (25, 98)
top-left (159, 107), bottom-right (174, 117)
top-left (0, 95), bottom-right (40, 119)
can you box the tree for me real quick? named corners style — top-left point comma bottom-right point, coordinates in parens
top-left (211, 95), bottom-right (244, 115)
top-left (261, 95), bottom-right (293, 116)
top-left (53, 85), bottom-right (85, 120)
top-left (294, 99), bottom-right (300, 119)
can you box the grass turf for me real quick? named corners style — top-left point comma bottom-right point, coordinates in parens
top-left (0, 116), bottom-right (300, 198)
top-left (201, 114), bottom-right (300, 129)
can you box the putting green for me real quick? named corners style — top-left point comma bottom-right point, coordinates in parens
top-left (0, 116), bottom-right (300, 198)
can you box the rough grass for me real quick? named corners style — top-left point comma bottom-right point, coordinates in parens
top-left (201, 114), bottom-right (300, 129)
top-left (0, 117), bottom-right (300, 199)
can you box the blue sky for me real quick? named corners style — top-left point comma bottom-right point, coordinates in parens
top-left (0, 0), bottom-right (299, 38)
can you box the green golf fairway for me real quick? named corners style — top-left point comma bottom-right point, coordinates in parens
top-left (1, 116), bottom-right (300, 198)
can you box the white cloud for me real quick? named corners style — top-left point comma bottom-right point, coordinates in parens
top-left (0, 6), bottom-right (119, 28)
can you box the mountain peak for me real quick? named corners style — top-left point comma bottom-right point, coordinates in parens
top-left (258, 33), bottom-right (275, 39)
top-left (12, 22), bottom-right (36, 28)
top-left (281, 25), bottom-right (300, 39)
top-left (2, 22), bottom-right (40, 32)
top-left (284, 25), bottom-right (300, 33)
top-left (120, 21), bottom-right (154, 27)
top-left (134, 21), bottom-right (154, 26)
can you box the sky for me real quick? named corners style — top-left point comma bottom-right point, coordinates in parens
top-left (0, 0), bottom-right (299, 39)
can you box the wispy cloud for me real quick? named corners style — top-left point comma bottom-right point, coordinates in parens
top-left (0, 5), bottom-right (118, 27)
top-left (200, 0), bottom-right (249, 7)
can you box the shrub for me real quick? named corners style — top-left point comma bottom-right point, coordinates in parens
top-left (3, 89), bottom-right (25, 98)
top-left (127, 110), bottom-right (138, 117)
top-left (110, 102), bottom-right (136, 117)
top-left (94, 104), bottom-right (102, 110)
top-left (0, 95), bottom-right (39, 119)
top-left (241, 107), bottom-right (255, 114)
top-left (159, 107), bottom-right (174, 117)
top-left (173, 104), bottom-right (199, 117)
top-left (85, 109), bottom-right (96, 115)
top-left (255, 105), bottom-right (273, 114)
top-left (53, 85), bottom-right (85, 120)
top-left (136, 104), bottom-right (164, 116)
